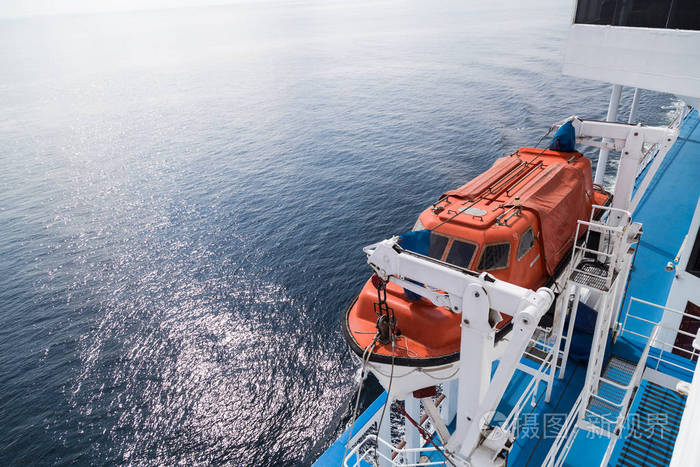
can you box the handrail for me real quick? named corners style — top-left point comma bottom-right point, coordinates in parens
top-left (543, 391), bottom-right (585, 467)
top-left (590, 326), bottom-right (657, 427)
top-left (544, 322), bottom-right (660, 467)
top-left (503, 350), bottom-right (554, 432)
top-left (621, 298), bottom-right (700, 379)
top-left (614, 326), bottom-right (658, 427)
top-left (566, 204), bottom-right (631, 294)
top-left (346, 401), bottom-right (385, 449)
top-left (591, 204), bottom-right (632, 217)
top-left (575, 219), bottom-right (625, 232)
top-left (631, 106), bottom-right (687, 212)
top-left (627, 296), bottom-right (699, 320)
top-left (625, 315), bottom-right (699, 341)
top-left (344, 433), bottom-right (469, 467)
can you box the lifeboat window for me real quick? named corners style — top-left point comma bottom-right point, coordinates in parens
top-left (517, 227), bottom-right (535, 260)
top-left (445, 239), bottom-right (477, 268)
top-left (478, 243), bottom-right (510, 271)
top-left (428, 233), bottom-right (449, 260)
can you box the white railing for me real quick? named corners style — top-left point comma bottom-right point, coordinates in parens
top-left (567, 205), bottom-right (636, 438)
top-left (342, 383), bottom-right (462, 467)
top-left (543, 293), bottom-right (695, 467)
top-left (631, 105), bottom-right (689, 212)
top-left (597, 327), bottom-right (657, 417)
top-left (343, 434), bottom-right (469, 467)
top-left (542, 391), bottom-right (584, 467)
top-left (599, 325), bottom-right (658, 465)
top-left (506, 349), bottom-right (556, 434)
top-left (344, 403), bottom-right (385, 452)
top-left (543, 328), bottom-right (655, 467)
top-left (567, 204), bottom-right (631, 292)
top-left (619, 297), bottom-right (700, 379)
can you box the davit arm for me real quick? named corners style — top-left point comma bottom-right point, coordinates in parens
top-left (364, 238), bottom-right (554, 465)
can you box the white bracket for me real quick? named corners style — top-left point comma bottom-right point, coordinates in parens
top-left (554, 117), bottom-right (679, 215)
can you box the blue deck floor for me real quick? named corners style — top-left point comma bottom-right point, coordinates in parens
top-left (496, 360), bottom-right (589, 466)
top-left (619, 109), bottom-right (700, 342)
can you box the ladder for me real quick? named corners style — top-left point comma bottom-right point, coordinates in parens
top-left (543, 205), bottom-right (644, 467)
top-left (583, 356), bottom-right (637, 433)
top-left (571, 206), bottom-right (639, 430)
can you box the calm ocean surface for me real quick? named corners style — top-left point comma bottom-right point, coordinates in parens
top-left (0, 0), bottom-right (676, 465)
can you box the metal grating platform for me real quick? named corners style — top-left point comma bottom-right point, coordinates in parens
top-left (612, 381), bottom-right (686, 467)
top-left (570, 260), bottom-right (609, 290)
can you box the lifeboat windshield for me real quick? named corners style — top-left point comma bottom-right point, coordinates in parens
top-left (428, 233), bottom-right (448, 260)
top-left (400, 229), bottom-right (479, 270)
top-left (477, 242), bottom-right (511, 271)
top-left (444, 239), bottom-right (477, 269)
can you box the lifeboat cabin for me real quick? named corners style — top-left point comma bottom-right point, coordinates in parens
top-left (343, 146), bottom-right (611, 368)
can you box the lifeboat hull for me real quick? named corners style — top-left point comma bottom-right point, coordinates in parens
top-left (342, 285), bottom-right (511, 396)
top-left (342, 147), bottom-right (611, 396)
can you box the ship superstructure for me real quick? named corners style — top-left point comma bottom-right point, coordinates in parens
top-left (316, 1), bottom-right (700, 466)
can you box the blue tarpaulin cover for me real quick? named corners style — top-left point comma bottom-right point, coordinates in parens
top-left (564, 301), bottom-right (596, 362)
top-left (549, 120), bottom-right (576, 152)
top-left (398, 229), bottom-right (430, 256)
top-left (398, 230), bottom-right (430, 300)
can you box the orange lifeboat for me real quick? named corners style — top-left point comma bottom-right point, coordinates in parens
top-left (343, 147), bottom-right (611, 369)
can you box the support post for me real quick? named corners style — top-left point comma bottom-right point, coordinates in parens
top-left (579, 293), bottom-right (611, 420)
top-left (422, 397), bottom-right (451, 445)
top-left (378, 400), bottom-right (393, 467)
top-left (611, 127), bottom-right (644, 215)
top-left (546, 292), bottom-right (568, 401)
top-left (594, 84), bottom-right (623, 185)
top-left (558, 285), bottom-right (580, 379)
top-left (445, 284), bottom-right (493, 457)
top-left (446, 288), bottom-right (553, 460)
top-left (443, 379), bottom-right (459, 426)
top-left (404, 396), bottom-right (421, 465)
top-left (628, 88), bottom-right (640, 124)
